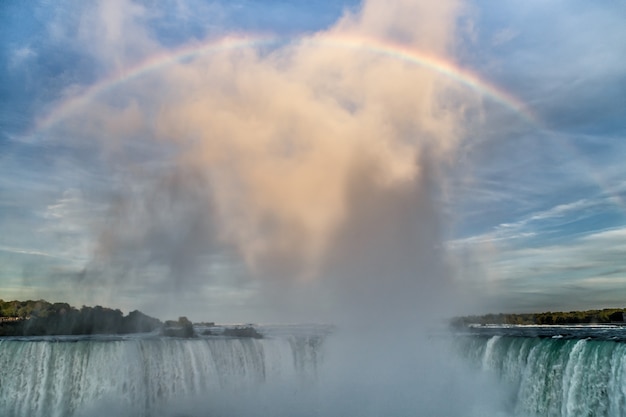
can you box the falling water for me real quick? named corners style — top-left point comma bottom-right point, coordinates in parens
top-left (0, 330), bottom-right (324, 417)
top-left (456, 335), bottom-right (626, 417)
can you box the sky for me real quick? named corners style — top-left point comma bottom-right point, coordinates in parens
top-left (0, 0), bottom-right (625, 323)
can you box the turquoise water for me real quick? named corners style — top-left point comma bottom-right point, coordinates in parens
top-left (456, 334), bottom-right (626, 417)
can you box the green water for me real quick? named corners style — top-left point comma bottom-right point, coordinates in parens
top-left (457, 335), bottom-right (626, 417)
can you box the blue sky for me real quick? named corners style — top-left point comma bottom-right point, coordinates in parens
top-left (1, 0), bottom-right (625, 322)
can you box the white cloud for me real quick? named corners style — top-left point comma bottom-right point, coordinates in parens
top-left (449, 196), bottom-right (609, 250)
top-left (452, 223), bottom-right (626, 312)
top-left (35, 188), bottom-right (105, 264)
top-left (491, 28), bottom-right (518, 47)
top-left (0, 246), bottom-right (62, 260)
top-left (8, 46), bottom-right (36, 70)
top-left (581, 226), bottom-right (626, 243)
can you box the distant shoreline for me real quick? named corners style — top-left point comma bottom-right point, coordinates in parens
top-left (0, 299), bottom-right (162, 337)
top-left (467, 322), bottom-right (626, 328)
top-left (451, 308), bottom-right (626, 328)
top-left (0, 299), bottom-right (264, 339)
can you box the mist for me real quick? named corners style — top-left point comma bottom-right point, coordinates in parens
top-left (37, 0), bottom-right (482, 327)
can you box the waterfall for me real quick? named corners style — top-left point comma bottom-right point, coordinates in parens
top-left (0, 333), bottom-right (324, 417)
top-left (10, 329), bottom-right (622, 417)
top-left (457, 335), bottom-right (626, 417)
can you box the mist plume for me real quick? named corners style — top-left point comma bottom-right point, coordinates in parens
top-left (63, 0), bottom-right (472, 323)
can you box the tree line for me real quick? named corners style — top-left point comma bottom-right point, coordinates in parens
top-left (451, 308), bottom-right (626, 327)
top-left (0, 299), bottom-right (161, 336)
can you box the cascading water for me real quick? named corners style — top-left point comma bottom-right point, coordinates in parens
top-left (456, 335), bottom-right (626, 417)
top-left (11, 325), bottom-right (625, 417)
top-left (0, 330), bottom-right (325, 417)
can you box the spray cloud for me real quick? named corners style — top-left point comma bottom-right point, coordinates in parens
top-left (48, 0), bottom-right (478, 325)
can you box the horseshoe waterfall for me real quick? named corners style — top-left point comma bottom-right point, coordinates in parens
top-left (4, 328), bottom-right (626, 416)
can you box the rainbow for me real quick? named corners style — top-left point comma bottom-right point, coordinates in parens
top-left (304, 33), bottom-right (538, 124)
top-left (29, 33), bottom-right (626, 215)
top-left (29, 33), bottom-right (539, 138)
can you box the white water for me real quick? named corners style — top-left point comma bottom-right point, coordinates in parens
top-left (458, 335), bottom-right (626, 417)
top-left (0, 328), bottom-right (518, 417)
top-left (0, 333), bottom-right (323, 417)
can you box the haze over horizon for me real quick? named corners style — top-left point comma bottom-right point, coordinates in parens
top-left (1, 0), bottom-right (625, 323)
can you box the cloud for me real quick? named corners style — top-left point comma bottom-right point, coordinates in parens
top-left (466, 1), bottom-right (626, 133)
top-left (490, 28), bottom-right (518, 47)
top-left (32, 0), bottom-right (480, 323)
top-left (454, 224), bottom-right (626, 313)
top-left (0, 246), bottom-right (62, 260)
top-left (8, 46), bottom-right (36, 70)
top-left (448, 197), bottom-right (601, 250)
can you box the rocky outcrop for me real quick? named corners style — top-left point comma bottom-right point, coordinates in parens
top-left (222, 325), bottom-right (263, 339)
top-left (161, 316), bottom-right (196, 338)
